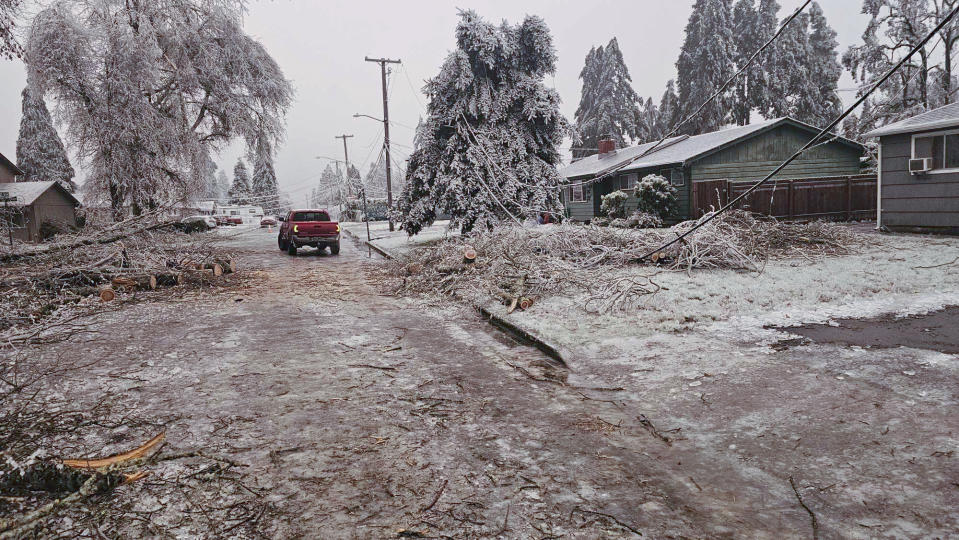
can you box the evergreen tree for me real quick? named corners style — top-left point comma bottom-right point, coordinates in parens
top-left (251, 135), bottom-right (279, 213)
top-left (657, 80), bottom-right (681, 137)
top-left (732, 0), bottom-right (760, 125)
top-left (755, 0), bottom-right (784, 118)
top-left (774, 12), bottom-right (817, 120)
top-left (639, 97), bottom-right (661, 141)
top-left (572, 37), bottom-right (643, 159)
top-left (676, 0), bottom-right (735, 135)
top-left (805, 2), bottom-right (843, 127)
top-left (398, 10), bottom-right (568, 235)
top-left (229, 160), bottom-right (252, 205)
top-left (214, 170), bottom-right (229, 200)
top-left (16, 86), bottom-right (76, 191)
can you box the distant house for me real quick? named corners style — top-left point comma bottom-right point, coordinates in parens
top-left (0, 181), bottom-right (81, 242)
top-left (864, 103), bottom-right (959, 233)
top-left (0, 152), bottom-right (24, 183)
top-left (559, 117), bottom-right (865, 222)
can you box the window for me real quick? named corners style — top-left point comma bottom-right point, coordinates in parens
top-left (616, 173), bottom-right (638, 191)
top-left (291, 211), bottom-right (331, 222)
top-left (671, 169), bottom-right (685, 186)
top-left (912, 130), bottom-right (959, 172)
top-left (570, 184), bottom-right (585, 203)
top-left (249, 209), bottom-right (256, 214)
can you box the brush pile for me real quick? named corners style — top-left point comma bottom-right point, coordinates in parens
top-left (386, 211), bottom-right (865, 314)
top-left (0, 217), bottom-right (237, 345)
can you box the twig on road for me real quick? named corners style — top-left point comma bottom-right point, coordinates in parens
top-left (572, 507), bottom-right (643, 537)
top-left (420, 479), bottom-right (448, 513)
top-left (789, 475), bottom-right (820, 540)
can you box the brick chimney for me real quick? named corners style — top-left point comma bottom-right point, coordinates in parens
top-left (598, 139), bottom-right (616, 156)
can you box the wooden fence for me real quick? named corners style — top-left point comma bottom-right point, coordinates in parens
top-left (691, 174), bottom-right (877, 221)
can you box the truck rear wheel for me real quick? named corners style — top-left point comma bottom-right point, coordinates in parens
top-left (330, 243), bottom-right (340, 255)
top-left (287, 241), bottom-right (297, 256)
top-left (278, 235), bottom-right (286, 251)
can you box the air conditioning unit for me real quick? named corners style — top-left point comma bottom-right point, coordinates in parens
top-left (909, 157), bottom-right (933, 174)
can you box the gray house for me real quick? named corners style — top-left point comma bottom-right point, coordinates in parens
top-left (0, 181), bottom-right (81, 242)
top-left (559, 117), bottom-right (865, 222)
top-left (865, 103), bottom-right (959, 233)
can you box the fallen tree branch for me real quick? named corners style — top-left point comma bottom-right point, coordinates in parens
top-left (789, 475), bottom-right (820, 540)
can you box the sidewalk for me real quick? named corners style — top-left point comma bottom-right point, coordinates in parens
top-left (341, 220), bottom-right (454, 258)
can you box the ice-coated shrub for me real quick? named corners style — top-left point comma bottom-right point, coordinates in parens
top-left (625, 211), bottom-right (664, 229)
top-left (600, 189), bottom-right (629, 219)
top-left (634, 174), bottom-right (678, 220)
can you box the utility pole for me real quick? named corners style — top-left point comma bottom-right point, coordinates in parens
top-left (334, 134), bottom-right (354, 197)
top-left (365, 56), bottom-right (401, 231)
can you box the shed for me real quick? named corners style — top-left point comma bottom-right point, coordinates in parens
top-left (559, 117), bottom-right (865, 222)
top-left (864, 103), bottom-right (959, 233)
top-left (0, 152), bottom-right (24, 183)
top-left (0, 181), bottom-right (81, 242)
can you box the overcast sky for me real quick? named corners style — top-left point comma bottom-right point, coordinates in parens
top-left (0, 0), bottom-right (869, 205)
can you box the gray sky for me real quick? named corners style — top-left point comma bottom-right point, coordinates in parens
top-left (0, 0), bottom-right (868, 206)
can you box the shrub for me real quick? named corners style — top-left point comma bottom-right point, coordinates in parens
top-left (600, 190), bottom-right (629, 219)
top-left (609, 218), bottom-right (629, 228)
top-left (634, 174), bottom-right (678, 220)
top-left (625, 211), bottom-right (664, 229)
top-left (591, 217), bottom-right (610, 227)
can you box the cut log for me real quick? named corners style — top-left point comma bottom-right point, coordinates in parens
top-left (111, 275), bottom-right (157, 291)
top-left (214, 259), bottom-right (236, 274)
top-left (199, 263), bottom-right (224, 277)
top-left (463, 245), bottom-right (477, 264)
top-left (99, 287), bottom-right (116, 302)
top-left (155, 273), bottom-right (182, 287)
top-left (518, 297), bottom-right (534, 311)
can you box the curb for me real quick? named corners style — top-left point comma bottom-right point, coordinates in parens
top-left (343, 225), bottom-right (568, 368)
top-left (341, 227), bottom-right (395, 260)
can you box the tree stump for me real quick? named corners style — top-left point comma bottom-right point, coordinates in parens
top-left (99, 287), bottom-right (116, 302)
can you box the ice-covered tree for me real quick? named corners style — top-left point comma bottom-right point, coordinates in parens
top-left (572, 37), bottom-right (644, 159)
top-left (398, 10), bottom-right (569, 235)
top-left (656, 80), bottom-right (681, 138)
top-left (804, 2), bottom-right (843, 127)
top-left (843, 0), bottom-right (959, 133)
top-left (214, 170), bottom-right (229, 201)
top-left (251, 135), bottom-right (279, 213)
top-left (26, 0), bottom-right (293, 220)
top-left (316, 163), bottom-right (344, 207)
top-left (732, 0), bottom-right (760, 125)
top-left (754, 0), bottom-right (785, 118)
top-left (16, 86), bottom-right (76, 191)
top-left (0, 0), bottom-right (21, 59)
top-left (229, 160), bottom-right (251, 205)
top-left (676, 0), bottom-right (735, 134)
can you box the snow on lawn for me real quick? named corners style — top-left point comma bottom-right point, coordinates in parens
top-left (482, 228), bottom-right (959, 365)
top-left (342, 220), bottom-right (456, 256)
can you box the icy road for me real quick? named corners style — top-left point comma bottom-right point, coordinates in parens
top-left (35, 227), bottom-right (959, 539)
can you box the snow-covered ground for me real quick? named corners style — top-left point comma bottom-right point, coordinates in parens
top-left (341, 220), bottom-right (455, 256)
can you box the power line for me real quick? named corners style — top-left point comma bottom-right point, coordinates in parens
top-left (637, 2), bottom-right (959, 262)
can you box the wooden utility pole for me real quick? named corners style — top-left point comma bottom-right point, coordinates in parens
top-left (365, 56), bottom-right (401, 231)
top-left (334, 134), bottom-right (354, 197)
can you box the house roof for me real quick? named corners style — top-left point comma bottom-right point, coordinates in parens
top-left (0, 181), bottom-right (81, 207)
top-left (0, 152), bottom-right (25, 176)
top-left (863, 102), bottom-right (959, 138)
top-left (560, 117), bottom-right (863, 180)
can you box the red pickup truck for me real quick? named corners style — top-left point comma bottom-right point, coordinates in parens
top-left (277, 209), bottom-right (341, 255)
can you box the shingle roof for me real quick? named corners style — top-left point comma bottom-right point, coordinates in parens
top-left (559, 117), bottom-right (862, 180)
top-left (0, 152), bottom-right (24, 176)
top-left (863, 102), bottom-right (959, 137)
top-left (0, 181), bottom-right (80, 206)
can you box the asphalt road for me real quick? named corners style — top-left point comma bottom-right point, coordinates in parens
top-left (31, 227), bottom-right (959, 539)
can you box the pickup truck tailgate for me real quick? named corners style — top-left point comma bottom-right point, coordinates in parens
top-left (294, 221), bottom-right (338, 236)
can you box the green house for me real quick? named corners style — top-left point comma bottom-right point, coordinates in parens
top-left (559, 117), bottom-right (865, 222)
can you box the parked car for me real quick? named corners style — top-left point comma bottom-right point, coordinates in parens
top-left (178, 215), bottom-right (216, 233)
top-left (214, 215), bottom-right (232, 226)
top-left (260, 216), bottom-right (277, 228)
top-left (277, 209), bottom-right (340, 255)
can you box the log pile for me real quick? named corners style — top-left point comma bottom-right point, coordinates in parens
top-left (0, 220), bottom-right (238, 343)
top-left (384, 211), bottom-right (866, 314)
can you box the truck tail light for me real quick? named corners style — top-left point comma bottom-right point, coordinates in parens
top-left (336, 224), bottom-right (340, 232)
top-left (293, 225), bottom-right (298, 233)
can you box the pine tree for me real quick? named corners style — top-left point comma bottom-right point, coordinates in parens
top-left (804, 2), bottom-right (843, 127)
top-left (398, 10), bottom-right (568, 235)
top-left (732, 0), bottom-right (760, 125)
top-left (251, 135), bottom-right (279, 213)
top-left (214, 170), bottom-right (229, 200)
top-left (572, 37), bottom-right (643, 159)
top-left (676, 0), bottom-right (736, 135)
top-left (16, 86), bottom-right (76, 191)
top-left (657, 80), bottom-right (681, 137)
top-left (775, 12), bottom-right (817, 120)
top-left (229, 160), bottom-right (252, 205)
top-left (754, 0), bottom-right (784, 118)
